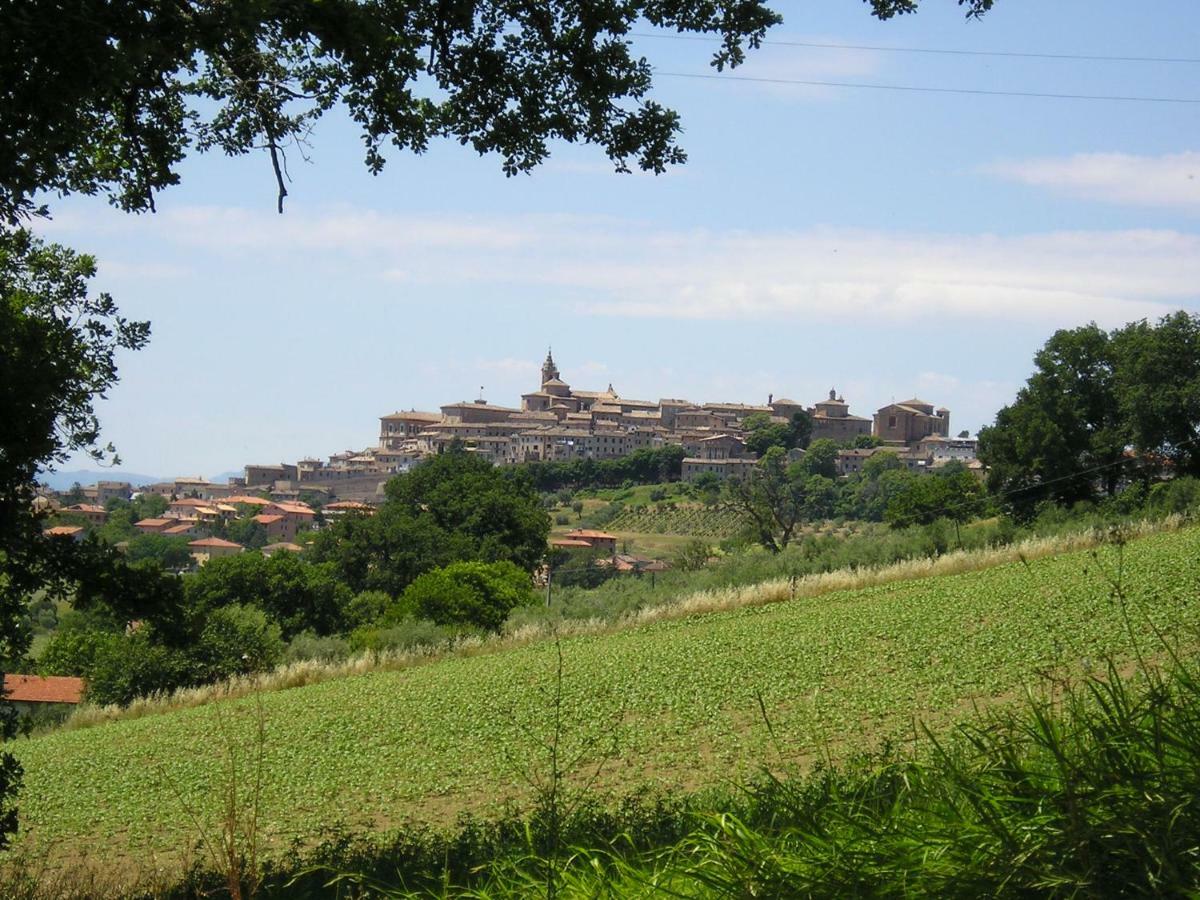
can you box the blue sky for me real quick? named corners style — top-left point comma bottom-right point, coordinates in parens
top-left (36, 0), bottom-right (1200, 478)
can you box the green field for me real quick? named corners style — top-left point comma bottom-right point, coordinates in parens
top-left (604, 503), bottom-right (745, 537)
top-left (12, 526), bottom-right (1200, 870)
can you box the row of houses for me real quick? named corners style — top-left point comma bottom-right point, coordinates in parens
top-left (235, 352), bottom-right (970, 496)
top-left (49, 353), bottom-right (976, 506)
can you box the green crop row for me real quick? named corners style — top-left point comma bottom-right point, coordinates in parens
top-left (604, 503), bottom-right (747, 536)
top-left (10, 527), bottom-right (1200, 872)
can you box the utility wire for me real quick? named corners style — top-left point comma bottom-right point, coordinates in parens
top-left (632, 31), bottom-right (1200, 65)
top-left (653, 70), bottom-right (1200, 104)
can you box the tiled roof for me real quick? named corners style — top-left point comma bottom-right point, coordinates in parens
top-left (224, 496), bottom-right (273, 506)
top-left (162, 524), bottom-right (196, 535)
top-left (44, 525), bottom-right (84, 536)
top-left (169, 498), bottom-right (211, 507)
top-left (550, 538), bottom-right (593, 548)
top-left (188, 537), bottom-right (243, 549)
top-left (66, 504), bottom-right (107, 514)
top-left (270, 502), bottom-right (315, 516)
top-left (262, 542), bottom-right (302, 552)
top-left (566, 529), bottom-right (618, 540)
top-left (4, 674), bottom-right (84, 704)
top-left (253, 514), bottom-right (285, 525)
top-left (135, 517), bottom-right (172, 528)
top-left (381, 410), bottom-right (442, 421)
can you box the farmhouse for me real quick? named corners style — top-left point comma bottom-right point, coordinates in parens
top-left (3, 674), bottom-right (84, 712)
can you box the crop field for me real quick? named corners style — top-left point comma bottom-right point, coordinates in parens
top-left (11, 526), bottom-right (1200, 871)
top-left (604, 502), bottom-right (746, 537)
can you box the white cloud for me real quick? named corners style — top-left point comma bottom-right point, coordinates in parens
top-left (41, 206), bottom-right (1200, 329)
top-left (983, 152), bottom-right (1200, 211)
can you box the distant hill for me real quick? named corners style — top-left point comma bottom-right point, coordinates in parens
top-left (37, 468), bottom-right (242, 491)
top-left (36, 469), bottom-right (165, 491)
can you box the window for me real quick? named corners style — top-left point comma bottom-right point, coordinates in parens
top-left (888, 415), bottom-right (897, 429)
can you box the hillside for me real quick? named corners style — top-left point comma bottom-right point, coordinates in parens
top-left (12, 525), bottom-right (1200, 872)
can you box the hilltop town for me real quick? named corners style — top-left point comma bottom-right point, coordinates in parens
top-left (51, 350), bottom-right (982, 508)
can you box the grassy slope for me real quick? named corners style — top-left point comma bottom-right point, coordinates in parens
top-left (12, 527), bottom-right (1200, 868)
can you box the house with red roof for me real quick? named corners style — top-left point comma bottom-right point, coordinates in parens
top-left (4, 674), bottom-right (85, 712)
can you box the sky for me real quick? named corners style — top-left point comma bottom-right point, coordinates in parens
top-left (34, 0), bottom-right (1200, 479)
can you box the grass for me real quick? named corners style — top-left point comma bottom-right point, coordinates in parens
top-left (8, 522), bottom-right (1200, 879)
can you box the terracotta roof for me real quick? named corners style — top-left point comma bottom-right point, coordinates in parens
top-left (566, 529), bottom-right (618, 540)
top-left (135, 517), bottom-right (172, 528)
top-left (253, 514), bottom-right (284, 525)
top-left (550, 538), bottom-right (593, 548)
top-left (66, 504), bottom-right (107, 514)
top-left (381, 410), bottom-right (442, 421)
top-left (325, 501), bottom-right (372, 510)
top-left (270, 502), bottom-right (315, 516)
top-left (188, 537), bottom-right (243, 549)
top-left (44, 525), bottom-right (84, 537)
top-left (4, 674), bottom-right (84, 705)
top-left (162, 524), bottom-right (196, 535)
top-left (169, 498), bottom-right (211, 508)
top-left (224, 495), bottom-right (272, 506)
top-left (262, 542), bottom-right (302, 552)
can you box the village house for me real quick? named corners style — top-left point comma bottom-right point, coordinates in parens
top-left (43, 524), bottom-right (85, 541)
top-left (134, 517), bottom-right (174, 534)
top-left (262, 542), bottom-right (303, 557)
top-left (62, 503), bottom-right (108, 526)
top-left (188, 536), bottom-right (244, 565)
top-left (3, 674), bottom-right (84, 713)
top-left (95, 481), bottom-right (132, 504)
top-left (560, 529), bottom-right (619, 555)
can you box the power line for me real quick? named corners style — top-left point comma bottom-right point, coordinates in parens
top-left (653, 70), bottom-right (1200, 104)
top-left (632, 31), bottom-right (1200, 65)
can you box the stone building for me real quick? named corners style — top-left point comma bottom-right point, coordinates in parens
top-left (808, 389), bottom-right (872, 443)
top-left (873, 399), bottom-right (951, 445)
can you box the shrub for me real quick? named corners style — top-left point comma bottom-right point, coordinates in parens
top-left (396, 560), bottom-right (534, 632)
top-left (347, 620), bottom-right (459, 654)
top-left (84, 632), bottom-right (194, 706)
top-left (193, 604), bottom-right (284, 682)
top-left (285, 631), bottom-right (352, 664)
top-left (344, 590), bottom-right (393, 630)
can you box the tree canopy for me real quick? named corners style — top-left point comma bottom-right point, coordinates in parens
top-left (1, 0), bottom-right (1002, 223)
top-left (311, 450), bottom-right (549, 595)
top-left (978, 313), bottom-right (1200, 518)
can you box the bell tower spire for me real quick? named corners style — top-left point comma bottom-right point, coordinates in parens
top-left (541, 347), bottom-right (560, 386)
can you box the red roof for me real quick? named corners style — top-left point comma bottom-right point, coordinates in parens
top-left (566, 529), bottom-right (618, 540)
top-left (4, 674), bottom-right (84, 704)
top-left (225, 495), bottom-right (273, 506)
top-left (44, 525), bottom-right (84, 536)
top-left (550, 538), bottom-right (593, 548)
top-left (135, 517), bottom-right (173, 528)
top-left (253, 514), bottom-right (284, 525)
top-left (269, 502), bottom-right (315, 516)
top-left (66, 503), bottom-right (107, 514)
top-left (188, 537), bottom-right (243, 549)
